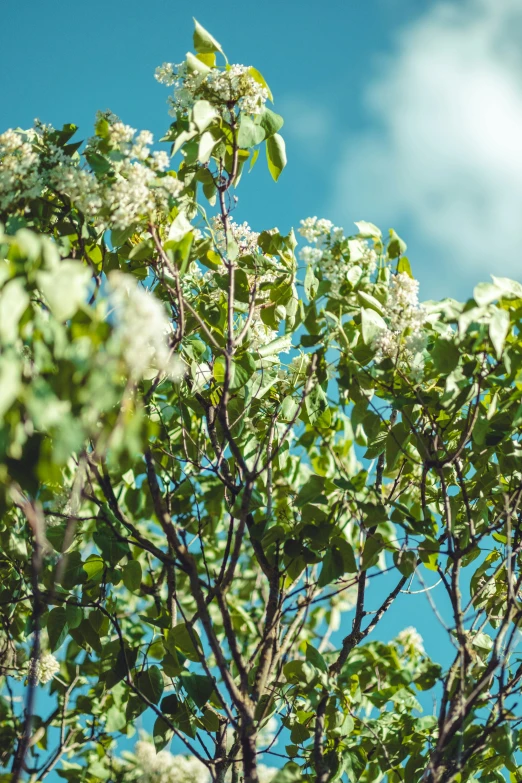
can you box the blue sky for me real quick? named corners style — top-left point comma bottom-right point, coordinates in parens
top-left (7, 0), bottom-right (521, 302)
top-left (3, 0), bottom-right (520, 766)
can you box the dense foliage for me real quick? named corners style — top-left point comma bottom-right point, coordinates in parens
top-left (2, 19), bottom-right (522, 783)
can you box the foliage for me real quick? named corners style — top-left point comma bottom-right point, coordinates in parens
top-left (1, 19), bottom-right (522, 783)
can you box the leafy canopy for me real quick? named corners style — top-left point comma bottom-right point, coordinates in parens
top-left (1, 18), bottom-right (522, 783)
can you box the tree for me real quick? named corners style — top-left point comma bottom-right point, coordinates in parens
top-left (1, 18), bottom-right (522, 783)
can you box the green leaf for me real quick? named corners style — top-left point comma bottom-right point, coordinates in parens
top-left (0, 357), bottom-right (21, 419)
top-left (153, 716), bottom-right (173, 752)
top-left (296, 474), bottom-right (326, 506)
top-left (473, 281), bottom-right (501, 306)
top-left (271, 763), bottom-right (303, 782)
top-left (237, 115), bottom-right (266, 148)
top-left (305, 643), bottom-right (327, 673)
top-left (489, 307), bottom-right (510, 359)
top-left (47, 607), bottom-right (69, 652)
top-left (200, 708), bottom-right (220, 732)
top-left (259, 108), bottom-right (284, 138)
top-left (431, 338), bottom-right (460, 374)
top-left (361, 534), bottom-right (384, 571)
top-left (213, 354), bottom-right (256, 389)
top-left (85, 151), bottom-right (112, 175)
top-left (168, 212), bottom-right (193, 243)
top-left (122, 560), bottom-right (142, 591)
top-left (135, 665), bottom-right (164, 705)
top-left (168, 623), bottom-right (202, 662)
top-left (304, 263), bottom-right (319, 301)
top-left (248, 67), bottom-right (273, 102)
top-left (198, 131), bottom-right (216, 164)
top-left (281, 395), bottom-right (299, 422)
top-left (357, 291), bottom-right (384, 315)
top-left (355, 220), bottom-right (381, 239)
top-left (360, 307), bottom-right (386, 345)
top-left (110, 225), bottom-right (136, 247)
top-left (192, 100), bottom-right (217, 133)
top-left (193, 19), bottom-right (224, 55)
top-left (0, 279), bottom-right (29, 343)
top-left (181, 672), bottom-right (214, 708)
top-left (65, 603), bottom-right (83, 630)
top-left (393, 549), bottom-right (417, 577)
top-left (254, 335), bottom-right (289, 358)
top-left (343, 748), bottom-right (367, 783)
top-left (83, 555), bottom-right (105, 583)
top-left (37, 262), bottom-right (91, 321)
top-left (397, 256), bottom-right (413, 278)
top-left (266, 133), bottom-right (287, 181)
top-left (305, 384), bottom-right (331, 428)
top-left (332, 536), bottom-right (357, 573)
top-left (318, 548), bottom-right (344, 587)
top-left (387, 229), bottom-right (407, 259)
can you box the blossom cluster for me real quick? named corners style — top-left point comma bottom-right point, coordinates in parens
top-left (134, 742), bottom-right (210, 783)
top-left (373, 272), bottom-right (427, 374)
top-left (298, 217), bottom-right (378, 294)
top-left (130, 740), bottom-right (277, 783)
top-left (395, 626), bottom-right (425, 656)
top-left (211, 216), bottom-right (260, 257)
top-left (0, 129), bottom-right (41, 211)
top-left (109, 272), bottom-right (184, 381)
top-left (29, 652), bottom-right (60, 684)
top-left (155, 61), bottom-right (268, 118)
top-left (0, 120), bottom-right (180, 231)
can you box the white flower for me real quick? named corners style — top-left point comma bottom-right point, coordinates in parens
top-left (249, 319), bottom-right (277, 350)
top-left (298, 217), bottom-right (378, 295)
top-left (288, 352), bottom-right (311, 384)
top-left (104, 161), bottom-right (156, 229)
top-left (299, 246), bottom-right (322, 265)
top-left (109, 272), bottom-right (181, 380)
top-left (108, 122), bottom-right (136, 146)
top-left (30, 653), bottom-right (60, 684)
top-left (347, 239), bottom-right (377, 273)
top-left (155, 62), bottom-right (176, 86)
top-left (396, 626), bottom-right (425, 656)
top-left (152, 150), bottom-right (171, 172)
top-left (49, 165), bottom-right (103, 217)
top-left (298, 216), bottom-right (333, 244)
top-left (0, 128), bottom-right (41, 211)
top-left (159, 61), bottom-right (268, 119)
top-left (134, 741), bottom-right (210, 783)
top-left (373, 272), bottom-right (427, 374)
top-left (388, 272), bottom-right (420, 310)
top-left (212, 216), bottom-right (259, 257)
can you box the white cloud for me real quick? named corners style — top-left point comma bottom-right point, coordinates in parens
top-left (279, 95), bottom-right (332, 145)
top-left (331, 0), bottom-right (522, 297)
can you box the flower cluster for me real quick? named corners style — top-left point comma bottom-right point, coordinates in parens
top-left (85, 121), bottom-right (179, 229)
top-left (156, 61), bottom-right (268, 118)
top-left (126, 741), bottom-right (278, 783)
top-left (0, 129), bottom-right (41, 211)
top-left (0, 121), bottom-right (179, 231)
top-left (109, 272), bottom-right (184, 380)
top-left (49, 165), bottom-right (103, 217)
top-left (373, 272), bottom-right (427, 374)
top-left (134, 741), bottom-right (210, 783)
top-left (395, 626), bottom-right (425, 656)
top-left (298, 217), bottom-right (377, 294)
top-left (29, 653), bottom-right (60, 684)
top-left (211, 216), bottom-right (260, 257)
